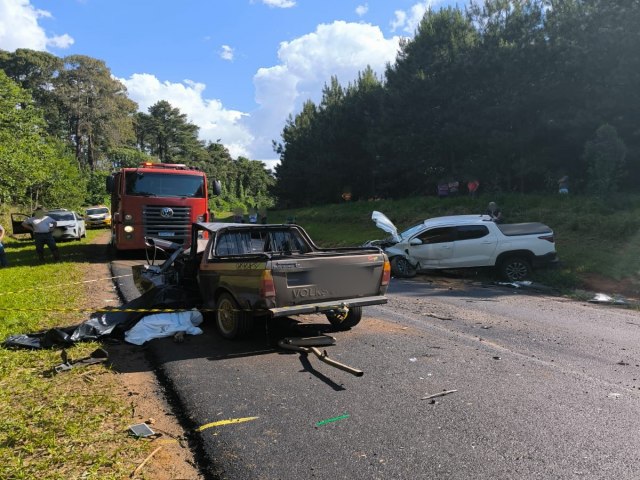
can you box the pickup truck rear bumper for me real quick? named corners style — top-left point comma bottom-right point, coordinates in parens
top-left (269, 295), bottom-right (388, 318)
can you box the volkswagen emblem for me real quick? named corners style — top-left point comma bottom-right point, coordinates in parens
top-left (160, 207), bottom-right (174, 218)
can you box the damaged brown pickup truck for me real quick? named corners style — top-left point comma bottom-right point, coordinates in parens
top-left (138, 222), bottom-right (391, 339)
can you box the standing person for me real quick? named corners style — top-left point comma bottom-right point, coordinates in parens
top-left (0, 223), bottom-right (8, 267)
top-left (558, 175), bottom-right (569, 194)
top-left (21, 207), bottom-right (61, 262)
top-left (485, 201), bottom-right (504, 223)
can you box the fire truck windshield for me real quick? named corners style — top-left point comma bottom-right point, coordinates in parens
top-left (124, 172), bottom-right (205, 198)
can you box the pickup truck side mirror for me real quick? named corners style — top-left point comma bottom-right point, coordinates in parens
top-left (409, 238), bottom-right (423, 246)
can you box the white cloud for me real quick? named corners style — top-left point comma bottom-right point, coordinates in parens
top-left (262, 0), bottom-right (295, 8)
top-left (249, 21), bottom-right (400, 159)
top-left (391, 1), bottom-right (441, 34)
top-left (220, 44), bottom-right (234, 61)
top-left (47, 33), bottom-right (74, 49)
top-left (0, 0), bottom-right (74, 51)
top-left (120, 73), bottom-right (254, 159)
top-left (355, 4), bottom-right (368, 17)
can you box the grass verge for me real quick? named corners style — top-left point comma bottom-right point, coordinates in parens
top-left (0, 228), bottom-right (149, 479)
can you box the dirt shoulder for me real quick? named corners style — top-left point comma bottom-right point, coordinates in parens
top-left (82, 231), bottom-right (203, 480)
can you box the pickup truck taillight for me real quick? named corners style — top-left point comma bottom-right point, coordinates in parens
top-left (381, 259), bottom-right (391, 287)
top-left (538, 234), bottom-right (555, 243)
top-left (260, 269), bottom-right (276, 299)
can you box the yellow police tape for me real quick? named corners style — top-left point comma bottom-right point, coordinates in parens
top-left (0, 307), bottom-right (218, 313)
top-left (0, 274), bottom-right (134, 297)
top-left (196, 416), bottom-right (259, 432)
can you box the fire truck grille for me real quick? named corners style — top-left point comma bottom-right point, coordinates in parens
top-left (143, 206), bottom-right (192, 242)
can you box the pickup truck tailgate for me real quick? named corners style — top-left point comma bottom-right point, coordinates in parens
top-left (270, 252), bottom-right (387, 309)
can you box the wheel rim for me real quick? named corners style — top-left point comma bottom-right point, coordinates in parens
top-left (505, 261), bottom-right (528, 281)
top-left (397, 258), bottom-right (410, 275)
top-left (217, 298), bottom-right (236, 334)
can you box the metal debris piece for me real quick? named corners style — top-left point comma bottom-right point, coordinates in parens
top-left (129, 423), bottom-right (156, 438)
top-left (589, 293), bottom-right (628, 305)
top-left (278, 336), bottom-right (363, 377)
top-left (422, 389), bottom-right (457, 400)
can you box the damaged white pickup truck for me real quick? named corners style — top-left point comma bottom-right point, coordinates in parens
top-left (366, 211), bottom-right (558, 281)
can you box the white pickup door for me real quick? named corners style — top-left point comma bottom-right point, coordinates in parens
top-left (407, 224), bottom-right (498, 268)
top-left (445, 224), bottom-right (498, 267)
top-left (406, 226), bottom-right (456, 268)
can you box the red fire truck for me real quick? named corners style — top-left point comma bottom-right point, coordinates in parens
top-left (107, 162), bottom-right (219, 251)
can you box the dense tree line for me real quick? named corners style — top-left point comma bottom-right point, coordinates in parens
top-left (0, 50), bottom-right (274, 211)
top-left (274, 0), bottom-right (640, 206)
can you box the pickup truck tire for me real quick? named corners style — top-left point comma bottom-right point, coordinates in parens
top-left (391, 256), bottom-right (417, 278)
top-left (326, 306), bottom-right (363, 330)
top-left (499, 256), bottom-right (531, 281)
top-left (216, 292), bottom-right (252, 339)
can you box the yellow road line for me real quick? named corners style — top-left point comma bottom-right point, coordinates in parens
top-left (196, 416), bottom-right (259, 432)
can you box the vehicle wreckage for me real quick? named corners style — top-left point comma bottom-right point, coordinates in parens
top-left (365, 211), bottom-right (558, 281)
top-left (136, 221), bottom-right (391, 340)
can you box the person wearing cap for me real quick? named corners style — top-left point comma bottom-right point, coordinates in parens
top-left (21, 207), bottom-right (61, 262)
top-left (485, 201), bottom-right (504, 223)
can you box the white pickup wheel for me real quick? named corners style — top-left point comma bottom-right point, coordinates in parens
top-left (499, 257), bottom-right (531, 281)
top-left (390, 256), bottom-right (417, 278)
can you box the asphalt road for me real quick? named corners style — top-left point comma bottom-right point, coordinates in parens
top-left (111, 260), bottom-right (640, 480)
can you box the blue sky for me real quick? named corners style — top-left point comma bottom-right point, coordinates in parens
top-left (0, 0), bottom-right (458, 167)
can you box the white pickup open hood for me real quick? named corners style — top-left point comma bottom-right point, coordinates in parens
top-left (371, 211), bottom-right (400, 242)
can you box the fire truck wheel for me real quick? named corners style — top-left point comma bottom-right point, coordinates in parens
top-left (216, 292), bottom-right (252, 339)
top-left (326, 306), bottom-right (362, 330)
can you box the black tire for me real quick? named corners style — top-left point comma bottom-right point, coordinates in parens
top-left (390, 256), bottom-right (417, 278)
top-left (499, 256), bottom-right (531, 281)
top-left (215, 292), bottom-right (252, 339)
top-left (326, 306), bottom-right (363, 330)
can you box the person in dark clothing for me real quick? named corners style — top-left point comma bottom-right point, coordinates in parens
top-left (485, 202), bottom-right (504, 223)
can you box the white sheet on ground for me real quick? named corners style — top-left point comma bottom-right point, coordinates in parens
top-left (124, 309), bottom-right (204, 345)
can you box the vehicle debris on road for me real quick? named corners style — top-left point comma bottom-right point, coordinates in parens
top-left (422, 389), bottom-right (458, 400)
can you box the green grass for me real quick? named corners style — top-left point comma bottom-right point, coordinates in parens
top-left (2, 194), bottom-right (634, 476)
top-left (0, 227), bottom-right (149, 479)
top-left (263, 193), bottom-right (640, 292)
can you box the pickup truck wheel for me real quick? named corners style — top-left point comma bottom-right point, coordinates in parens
top-left (326, 306), bottom-right (363, 330)
top-left (499, 257), bottom-right (531, 281)
top-left (391, 256), bottom-right (416, 278)
top-left (216, 293), bottom-right (252, 339)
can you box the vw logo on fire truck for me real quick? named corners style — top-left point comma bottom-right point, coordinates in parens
top-left (160, 207), bottom-right (174, 218)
